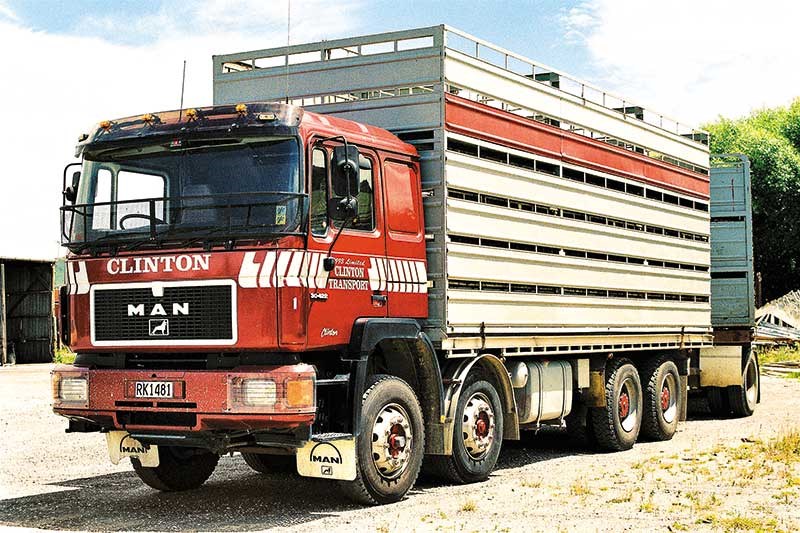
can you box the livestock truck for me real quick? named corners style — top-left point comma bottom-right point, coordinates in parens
top-left (53, 26), bottom-right (757, 504)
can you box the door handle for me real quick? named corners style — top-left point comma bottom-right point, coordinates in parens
top-left (372, 294), bottom-right (387, 307)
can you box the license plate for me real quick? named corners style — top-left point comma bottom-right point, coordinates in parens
top-left (135, 381), bottom-right (174, 399)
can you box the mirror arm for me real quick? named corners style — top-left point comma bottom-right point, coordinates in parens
top-left (323, 215), bottom-right (352, 271)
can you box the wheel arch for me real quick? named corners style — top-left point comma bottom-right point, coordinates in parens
top-left (441, 354), bottom-right (520, 444)
top-left (346, 318), bottom-right (447, 454)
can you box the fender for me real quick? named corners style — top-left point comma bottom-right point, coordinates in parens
top-left (345, 318), bottom-right (448, 453)
top-left (441, 353), bottom-right (520, 450)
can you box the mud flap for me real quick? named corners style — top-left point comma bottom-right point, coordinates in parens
top-left (106, 431), bottom-right (159, 467)
top-left (296, 433), bottom-right (356, 481)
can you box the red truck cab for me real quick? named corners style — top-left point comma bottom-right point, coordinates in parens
top-left (54, 103), bottom-right (429, 493)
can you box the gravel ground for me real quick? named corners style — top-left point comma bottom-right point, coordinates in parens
top-left (1, 363), bottom-right (798, 532)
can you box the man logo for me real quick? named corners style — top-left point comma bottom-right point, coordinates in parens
top-left (309, 442), bottom-right (342, 475)
top-left (149, 319), bottom-right (169, 336)
top-left (119, 434), bottom-right (149, 455)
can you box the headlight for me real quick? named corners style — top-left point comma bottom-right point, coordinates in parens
top-left (229, 378), bottom-right (277, 407)
top-left (52, 371), bottom-right (88, 407)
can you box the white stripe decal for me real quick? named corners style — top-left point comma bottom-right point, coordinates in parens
top-left (380, 258), bottom-right (388, 292)
top-left (67, 262), bottom-right (76, 295)
top-left (391, 260), bottom-right (401, 293)
top-left (308, 253), bottom-right (319, 289)
top-left (286, 251), bottom-right (304, 287)
top-left (408, 260), bottom-right (419, 293)
top-left (415, 261), bottom-right (428, 284)
top-left (258, 251), bottom-right (277, 288)
top-left (276, 251), bottom-right (293, 288)
top-left (238, 252), bottom-right (260, 288)
top-left (299, 252), bottom-right (311, 288)
top-left (367, 257), bottom-right (380, 291)
top-left (402, 261), bottom-right (413, 293)
top-left (316, 253), bottom-right (330, 289)
top-left (74, 262), bottom-right (90, 294)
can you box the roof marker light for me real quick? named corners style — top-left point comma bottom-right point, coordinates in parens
top-left (235, 103), bottom-right (248, 115)
top-left (185, 108), bottom-right (198, 120)
top-left (142, 113), bottom-right (156, 125)
top-left (99, 120), bottom-right (112, 131)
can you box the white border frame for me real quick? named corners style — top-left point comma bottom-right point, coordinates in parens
top-left (90, 279), bottom-right (238, 347)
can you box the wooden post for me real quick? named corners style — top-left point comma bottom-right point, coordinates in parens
top-left (1, 262), bottom-right (6, 366)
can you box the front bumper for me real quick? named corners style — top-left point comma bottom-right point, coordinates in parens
top-left (52, 364), bottom-right (316, 432)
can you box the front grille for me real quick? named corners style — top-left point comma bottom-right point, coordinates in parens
top-left (93, 284), bottom-right (234, 342)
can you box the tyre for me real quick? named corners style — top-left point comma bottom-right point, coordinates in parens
top-left (589, 358), bottom-right (642, 451)
top-left (640, 357), bottom-right (681, 441)
top-left (426, 378), bottom-right (504, 484)
top-left (564, 402), bottom-right (596, 448)
top-left (132, 446), bottom-right (219, 491)
top-left (242, 452), bottom-right (296, 474)
top-left (707, 386), bottom-right (730, 416)
top-left (340, 375), bottom-right (425, 505)
top-left (728, 349), bottom-right (759, 417)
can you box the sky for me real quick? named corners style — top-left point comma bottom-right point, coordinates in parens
top-left (0, 0), bottom-right (798, 260)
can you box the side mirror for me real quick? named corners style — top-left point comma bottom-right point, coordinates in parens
top-left (331, 145), bottom-right (359, 198)
top-left (327, 196), bottom-right (358, 222)
top-left (63, 170), bottom-right (80, 203)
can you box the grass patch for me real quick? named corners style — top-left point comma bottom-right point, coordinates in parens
top-left (570, 480), bottom-right (592, 496)
top-left (53, 347), bottom-right (75, 364)
top-left (718, 515), bottom-right (778, 531)
top-left (459, 500), bottom-right (477, 512)
top-left (758, 345), bottom-right (800, 365)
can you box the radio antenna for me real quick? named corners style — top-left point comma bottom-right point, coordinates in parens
top-left (179, 59), bottom-right (187, 121)
top-left (285, 0), bottom-right (291, 104)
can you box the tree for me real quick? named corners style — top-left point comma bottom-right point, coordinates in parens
top-left (705, 99), bottom-right (800, 302)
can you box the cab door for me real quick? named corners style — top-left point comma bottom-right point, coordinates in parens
top-left (305, 141), bottom-right (388, 349)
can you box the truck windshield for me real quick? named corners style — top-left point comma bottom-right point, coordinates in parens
top-left (62, 137), bottom-right (304, 250)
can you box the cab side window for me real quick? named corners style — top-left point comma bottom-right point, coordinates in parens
top-left (352, 154), bottom-right (374, 231)
top-left (310, 148), bottom-right (328, 236)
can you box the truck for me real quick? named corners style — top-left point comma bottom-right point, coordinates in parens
top-left (53, 25), bottom-right (757, 505)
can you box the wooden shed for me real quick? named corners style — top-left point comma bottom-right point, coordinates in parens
top-left (0, 257), bottom-right (55, 364)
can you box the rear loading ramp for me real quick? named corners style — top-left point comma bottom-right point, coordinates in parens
top-left (213, 26), bottom-right (712, 355)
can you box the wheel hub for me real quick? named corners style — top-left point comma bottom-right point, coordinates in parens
top-left (371, 403), bottom-right (413, 480)
top-left (660, 386), bottom-right (670, 411)
top-left (462, 393), bottom-right (495, 460)
top-left (618, 392), bottom-right (630, 419)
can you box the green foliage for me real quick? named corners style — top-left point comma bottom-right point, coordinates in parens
top-left (705, 99), bottom-right (800, 301)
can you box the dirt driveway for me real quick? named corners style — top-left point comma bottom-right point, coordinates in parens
top-left (1, 364), bottom-right (798, 532)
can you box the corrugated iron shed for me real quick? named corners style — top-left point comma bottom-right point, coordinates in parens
top-left (0, 257), bottom-right (55, 364)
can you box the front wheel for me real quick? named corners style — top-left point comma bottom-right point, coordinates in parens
top-left (426, 378), bottom-right (504, 484)
top-left (728, 349), bottom-right (759, 417)
top-left (132, 446), bottom-right (219, 491)
top-left (340, 375), bottom-right (425, 505)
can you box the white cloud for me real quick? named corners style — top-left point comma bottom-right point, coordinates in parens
top-left (0, 1), bottom-right (17, 22)
top-left (562, 0), bottom-right (800, 125)
top-left (0, 0), bottom-right (361, 260)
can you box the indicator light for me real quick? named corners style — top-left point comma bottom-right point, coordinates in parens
top-left (257, 112), bottom-right (277, 121)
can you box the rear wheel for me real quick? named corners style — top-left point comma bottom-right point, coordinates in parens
top-left (132, 446), bottom-right (219, 491)
top-left (729, 350), bottom-right (759, 417)
top-left (242, 452), bottom-right (296, 474)
top-left (640, 358), bottom-right (681, 441)
top-left (589, 359), bottom-right (642, 451)
top-left (340, 375), bottom-right (425, 505)
top-left (426, 378), bottom-right (504, 484)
